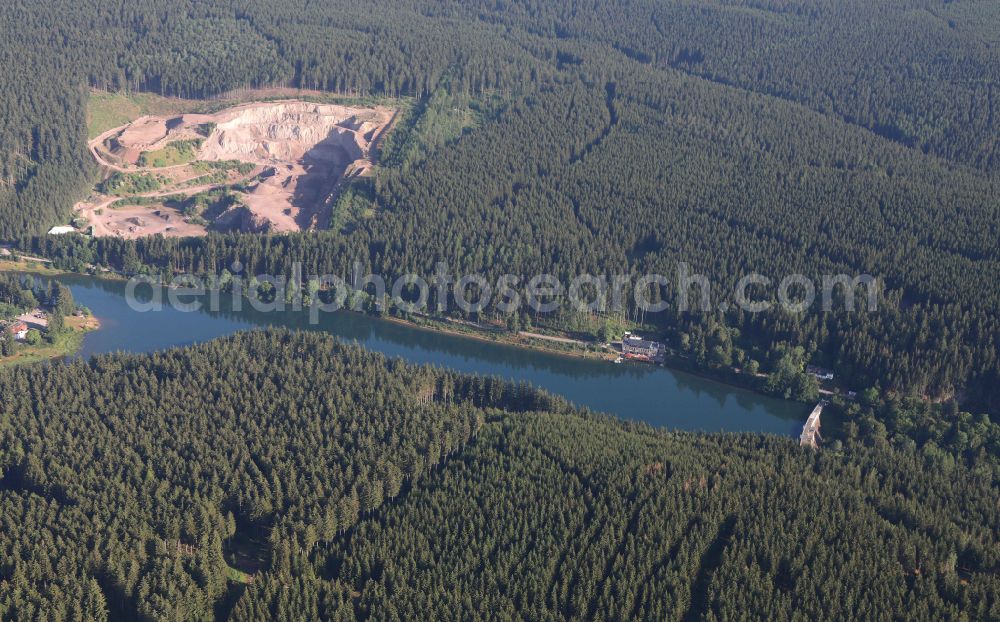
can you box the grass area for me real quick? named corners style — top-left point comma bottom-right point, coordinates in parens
top-left (184, 190), bottom-right (242, 222)
top-left (184, 161), bottom-right (257, 188)
top-left (0, 257), bottom-right (125, 282)
top-left (274, 92), bottom-right (413, 111)
top-left (0, 258), bottom-right (61, 277)
top-left (103, 162), bottom-right (256, 203)
top-left (379, 87), bottom-right (491, 170)
top-left (331, 178), bottom-right (377, 233)
top-left (191, 160), bottom-right (255, 175)
top-left (98, 172), bottom-right (166, 196)
top-left (138, 139), bottom-right (204, 168)
top-left (179, 172), bottom-right (230, 188)
top-left (226, 567), bottom-right (255, 585)
top-left (110, 196), bottom-right (164, 209)
top-left (87, 91), bottom-right (205, 138)
top-left (0, 315), bottom-right (100, 368)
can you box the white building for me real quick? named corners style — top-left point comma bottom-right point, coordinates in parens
top-left (622, 333), bottom-right (666, 362)
top-left (806, 365), bottom-right (835, 381)
top-left (7, 322), bottom-right (29, 341)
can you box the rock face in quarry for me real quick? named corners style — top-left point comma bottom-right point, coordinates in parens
top-left (214, 205), bottom-right (272, 234)
top-left (200, 102), bottom-right (371, 166)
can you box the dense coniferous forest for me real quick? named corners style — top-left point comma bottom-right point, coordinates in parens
top-left (2, 1), bottom-right (998, 410)
top-left (2, 3), bottom-right (1000, 615)
top-left (0, 330), bottom-right (997, 620)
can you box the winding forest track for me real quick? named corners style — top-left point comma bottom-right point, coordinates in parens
top-left (89, 124), bottom-right (131, 173)
top-left (75, 165), bottom-right (264, 238)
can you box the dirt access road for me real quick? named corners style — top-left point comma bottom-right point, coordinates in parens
top-left (77, 166), bottom-right (265, 238)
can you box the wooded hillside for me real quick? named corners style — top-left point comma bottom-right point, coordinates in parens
top-left (0, 331), bottom-right (997, 620)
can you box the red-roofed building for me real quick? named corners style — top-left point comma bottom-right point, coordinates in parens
top-left (6, 321), bottom-right (29, 341)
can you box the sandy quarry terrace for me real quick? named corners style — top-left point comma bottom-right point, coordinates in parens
top-left (77, 100), bottom-right (396, 237)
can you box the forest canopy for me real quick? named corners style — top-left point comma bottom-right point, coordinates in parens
top-left (0, 330), bottom-right (997, 620)
top-left (3, 1), bottom-right (999, 410)
top-left (3, 3), bottom-right (999, 619)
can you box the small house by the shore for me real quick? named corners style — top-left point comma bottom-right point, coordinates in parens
top-left (6, 321), bottom-right (29, 341)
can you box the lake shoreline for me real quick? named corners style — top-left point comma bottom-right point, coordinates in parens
top-left (379, 313), bottom-right (810, 407)
top-left (46, 271), bottom-right (809, 435)
top-left (2, 259), bottom-right (807, 407)
top-left (0, 313), bottom-right (102, 368)
top-left (381, 314), bottom-right (616, 362)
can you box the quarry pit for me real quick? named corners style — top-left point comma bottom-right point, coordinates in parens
top-left (75, 100), bottom-right (396, 238)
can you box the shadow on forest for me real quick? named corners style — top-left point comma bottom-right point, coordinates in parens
top-left (0, 462), bottom-right (76, 506)
top-left (317, 445), bottom-right (482, 585)
top-left (223, 511), bottom-right (272, 575)
top-left (214, 583), bottom-right (247, 622)
top-left (683, 514), bottom-right (737, 622)
top-left (95, 569), bottom-right (143, 622)
top-left (214, 509), bottom-right (273, 621)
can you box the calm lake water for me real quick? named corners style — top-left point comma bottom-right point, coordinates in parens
top-left (55, 274), bottom-right (808, 436)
